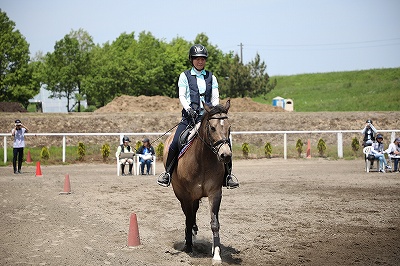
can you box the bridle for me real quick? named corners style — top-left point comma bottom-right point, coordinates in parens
top-left (197, 113), bottom-right (231, 158)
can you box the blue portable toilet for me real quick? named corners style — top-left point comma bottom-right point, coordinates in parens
top-left (272, 96), bottom-right (285, 109)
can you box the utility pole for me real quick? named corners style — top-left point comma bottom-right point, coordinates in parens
top-left (238, 43), bottom-right (243, 64)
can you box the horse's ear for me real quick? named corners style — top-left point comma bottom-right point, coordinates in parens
top-left (224, 98), bottom-right (230, 113)
top-left (203, 101), bottom-right (212, 113)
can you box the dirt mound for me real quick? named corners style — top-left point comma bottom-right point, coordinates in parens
top-left (94, 95), bottom-right (285, 113)
top-left (0, 102), bottom-right (27, 112)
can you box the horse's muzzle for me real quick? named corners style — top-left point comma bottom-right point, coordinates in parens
top-left (218, 144), bottom-right (232, 163)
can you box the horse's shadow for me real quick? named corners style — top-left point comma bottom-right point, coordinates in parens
top-left (173, 238), bottom-right (242, 265)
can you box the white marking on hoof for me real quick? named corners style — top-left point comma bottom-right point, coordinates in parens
top-left (212, 246), bottom-right (222, 264)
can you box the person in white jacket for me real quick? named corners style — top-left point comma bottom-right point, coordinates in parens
top-left (384, 137), bottom-right (400, 172)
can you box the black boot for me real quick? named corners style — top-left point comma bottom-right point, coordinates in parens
top-left (223, 161), bottom-right (239, 189)
top-left (128, 164), bottom-right (133, 175)
top-left (121, 164), bottom-right (126, 176)
top-left (158, 148), bottom-right (178, 187)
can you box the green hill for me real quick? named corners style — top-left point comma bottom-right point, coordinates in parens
top-left (254, 68), bottom-right (400, 112)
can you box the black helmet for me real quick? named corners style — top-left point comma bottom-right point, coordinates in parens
top-left (123, 136), bottom-right (130, 143)
top-left (188, 44), bottom-right (208, 62)
top-left (366, 119), bottom-right (373, 124)
top-left (142, 138), bottom-right (150, 143)
top-left (376, 134), bottom-right (383, 140)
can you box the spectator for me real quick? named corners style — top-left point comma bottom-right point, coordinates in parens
top-left (116, 136), bottom-right (135, 176)
top-left (137, 138), bottom-right (155, 175)
top-left (362, 119), bottom-right (377, 147)
top-left (384, 137), bottom-right (400, 172)
top-left (11, 119), bottom-right (29, 174)
top-left (371, 134), bottom-right (391, 173)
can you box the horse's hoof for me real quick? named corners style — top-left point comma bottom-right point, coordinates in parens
top-left (183, 244), bottom-right (193, 253)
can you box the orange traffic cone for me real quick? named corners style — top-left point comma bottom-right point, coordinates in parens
top-left (26, 150), bottom-right (33, 164)
top-left (306, 139), bottom-right (311, 158)
top-left (35, 162), bottom-right (43, 177)
top-left (60, 174), bottom-right (71, 194)
top-left (127, 213), bottom-right (141, 247)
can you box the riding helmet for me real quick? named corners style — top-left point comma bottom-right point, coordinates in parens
top-left (376, 134), bottom-right (383, 140)
top-left (123, 136), bottom-right (130, 142)
top-left (188, 44), bottom-right (208, 63)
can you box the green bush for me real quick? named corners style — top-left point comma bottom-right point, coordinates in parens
top-left (135, 141), bottom-right (141, 152)
top-left (242, 142), bottom-right (249, 158)
top-left (264, 142), bottom-right (272, 158)
top-left (101, 143), bottom-right (110, 162)
top-left (77, 142), bottom-right (86, 161)
top-left (351, 137), bottom-right (360, 155)
top-left (40, 146), bottom-right (50, 160)
top-left (317, 138), bottom-right (327, 157)
top-left (156, 142), bottom-right (164, 159)
top-left (296, 139), bottom-right (303, 157)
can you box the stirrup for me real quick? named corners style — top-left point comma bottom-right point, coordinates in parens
top-left (225, 173), bottom-right (239, 189)
top-left (157, 172), bottom-right (171, 187)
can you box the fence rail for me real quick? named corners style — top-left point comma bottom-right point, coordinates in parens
top-left (1, 130), bottom-right (399, 163)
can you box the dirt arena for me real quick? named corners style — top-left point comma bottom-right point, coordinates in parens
top-left (1, 158), bottom-right (399, 266)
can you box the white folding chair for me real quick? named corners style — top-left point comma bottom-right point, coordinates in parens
top-left (388, 154), bottom-right (400, 172)
top-left (135, 155), bottom-right (156, 175)
top-left (362, 146), bottom-right (375, 173)
top-left (116, 152), bottom-right (136, 176)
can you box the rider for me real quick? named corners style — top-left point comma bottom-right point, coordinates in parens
top-left (157, 44), bottom-right (239, 189)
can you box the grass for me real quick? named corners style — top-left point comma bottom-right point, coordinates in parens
top-left (255, 67), bottom-right (400, 111)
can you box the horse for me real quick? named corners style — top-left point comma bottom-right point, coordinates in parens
top-left (163, 99), bottom-right (232, 264)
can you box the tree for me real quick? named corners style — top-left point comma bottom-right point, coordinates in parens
top-left (43, 29), bottom-right (93, 112)
top-left (0, 10), bottom-right (39, 107)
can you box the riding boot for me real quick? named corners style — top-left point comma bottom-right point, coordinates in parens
top-left (128, 163), bottom-right (133, 175)
top-left (121, 164), bottom-right (126, 176)
top-left (157, 148), bottom-right (178, 187)
top-left (223, 160), bottom-right (239, 189)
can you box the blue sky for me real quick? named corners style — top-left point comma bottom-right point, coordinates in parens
top-left (2, 0), bottom-right (400, 76)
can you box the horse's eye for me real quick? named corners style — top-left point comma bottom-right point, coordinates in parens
top-left (210, 126), bottom-right (216, 132)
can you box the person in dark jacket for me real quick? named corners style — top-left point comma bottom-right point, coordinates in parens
top-left (136, 138), bottom-right (155, 175)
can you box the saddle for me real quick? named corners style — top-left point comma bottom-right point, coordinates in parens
top-left (178, 122), bottom-right (201, 157)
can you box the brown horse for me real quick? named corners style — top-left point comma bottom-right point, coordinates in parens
top-left (163, 99), bottom-right (232, 263)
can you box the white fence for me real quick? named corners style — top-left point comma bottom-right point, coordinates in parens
top-left (1, 130), bottom-right (400, 163)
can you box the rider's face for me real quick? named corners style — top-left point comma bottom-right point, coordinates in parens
top-left (192, 57), bottom-right (206, 71)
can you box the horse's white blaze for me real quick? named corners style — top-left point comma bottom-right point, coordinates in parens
top-left (212, 246), bottom-right (222, 264)
top-left (220, 119), bottom-right (224, 126)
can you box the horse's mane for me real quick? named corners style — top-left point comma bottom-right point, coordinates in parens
top-left (204, 104), bottom-right (228, 118)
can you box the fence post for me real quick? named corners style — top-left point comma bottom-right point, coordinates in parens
top-left (3, 136), bottom-right (6, 163)
top-left (62, 135), bottom-right (66, 163)
top-left (337, 132), bottom-right (343, 158)
top-left (391, 131), bottom-right (396, 143)
top-left (284, 133), bottom-right (287, 160)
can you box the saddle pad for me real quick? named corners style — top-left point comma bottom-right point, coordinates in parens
top-left (178, 138), bottom-right (195, 159)
top-left (119, 153), bottom-right (134, 159)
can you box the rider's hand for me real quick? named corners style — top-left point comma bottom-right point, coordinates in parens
top-left (187, 108), bottom-right (197, 119)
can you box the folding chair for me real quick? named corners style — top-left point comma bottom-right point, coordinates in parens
top-left (135, 155), bottom-right (156, 175)
top-left (362, 146), bottom-right (375, 173)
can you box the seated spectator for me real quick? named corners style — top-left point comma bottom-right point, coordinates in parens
top-left (371, 134), bottom-right (391, 173)
top-left (362, 119), bottom-right (377, 147)
top-left (137, 138), bottom-right (155, 175)
top-left (384, 137), bottom-right (400, 172)
top-left (116, 136), bottom-right (135, 176)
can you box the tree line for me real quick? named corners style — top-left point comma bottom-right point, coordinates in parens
top-left (1, 10), bottom-right (276, 112)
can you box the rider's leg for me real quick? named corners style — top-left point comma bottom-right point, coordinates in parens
top-left (158, 121), bottom-right (188, 187)
top-left (224, 159), bottom-right (239, 189)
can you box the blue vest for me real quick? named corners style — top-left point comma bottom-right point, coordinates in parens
top-left (184, 70), bottom-right (213, 112)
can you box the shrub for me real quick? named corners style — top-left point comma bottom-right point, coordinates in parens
top-left (264, 142), bottom-right (272, 158)
top-left (40, 146), bottom-right (50, 160)
top-left (101, 143), bottom-right (111, 162)
top-left (317, 138), bottom-right (327, 157)
top-left (77, 142), bottom-right (86, 161)
top-left (135, 141), bottom-right (141, 151)
top-left (242, 142), bottom-right (249, 158)
top-left (156, 142), bottom-right (164, 159)
top-left (296, 139), bottom-right (303, 157)
top-left (351, 137), bottom-right (360, 155)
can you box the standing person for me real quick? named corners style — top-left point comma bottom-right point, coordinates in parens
top-left (116, 136), bottom-right (135, 176)
top-left (11, 119), bottom-right (29, 174)
top-left (157, 44), bottom-right (239, 189)
top-left (371, 134), bottom-right (391, 173)
top-left (137, 138), bottom-right (155, 175)
top-left (384, 137), bottom-right (400, 172)
top-left (362, 119), bottom-right (377, 147)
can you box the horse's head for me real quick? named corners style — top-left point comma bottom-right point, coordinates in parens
top-left (202, 99), bottom-right (232, 163)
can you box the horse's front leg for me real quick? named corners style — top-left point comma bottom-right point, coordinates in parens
top-left (209, 192), bottom-right (222, 263)
top-left (182, 199), bottom-right (199, 253)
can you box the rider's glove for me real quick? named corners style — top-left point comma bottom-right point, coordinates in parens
top-left (187, 108), bottom-right (198, 119)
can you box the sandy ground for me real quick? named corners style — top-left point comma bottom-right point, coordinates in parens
top-left (1, 158), bottom-right (399, 266)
